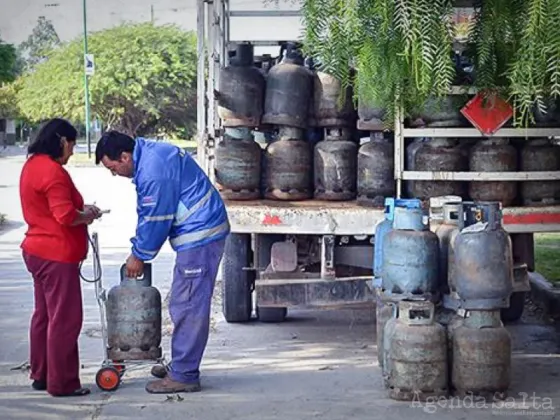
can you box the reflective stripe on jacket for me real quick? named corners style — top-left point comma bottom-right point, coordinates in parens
top-left (130, 138), bottom-right (229, 260)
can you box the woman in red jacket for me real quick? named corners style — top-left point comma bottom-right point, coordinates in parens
top-left (19, 118), bottom-right (101, 397)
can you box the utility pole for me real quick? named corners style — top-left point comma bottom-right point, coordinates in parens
top-left (83, 0), bottom-right (91, 158)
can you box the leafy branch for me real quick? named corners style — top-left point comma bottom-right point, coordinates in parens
top-left (300, 0), bottom-right (456, 128)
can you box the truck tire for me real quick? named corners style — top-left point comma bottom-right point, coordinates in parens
top-left (221, 233), bottom-right (253, 323)
top-left (257, 306), bottom-right (288, 323)
top-left (501, 292), bottom-right (526, 323)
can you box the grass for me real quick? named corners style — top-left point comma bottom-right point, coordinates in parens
top-left (535, 233), bottom-right (560, 285)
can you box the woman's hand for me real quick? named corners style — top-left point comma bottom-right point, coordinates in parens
top-left (84, 204), bottom-right (102, 219)
top-left (72, 205), bottom-right (102, 226)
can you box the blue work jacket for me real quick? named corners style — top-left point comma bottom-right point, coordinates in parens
top-left (130, 138), bottom-right (229, 261)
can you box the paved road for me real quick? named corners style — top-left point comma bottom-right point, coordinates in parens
top-left (1, 146), bottom-right (560, 419)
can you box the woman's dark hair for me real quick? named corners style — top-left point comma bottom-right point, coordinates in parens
top-left (28, 118), bottom-right (77, 159)
top-left (95, 131), bottom-right (136, 164)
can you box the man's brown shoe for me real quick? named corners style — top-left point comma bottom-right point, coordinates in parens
top-left (145, 376), bottom-right (201, 394)
top-left (151, 365), bottom-right (168, 378)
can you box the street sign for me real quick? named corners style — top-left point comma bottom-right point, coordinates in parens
top-left (85, 54), bottom-right (95, 76)
top-left (461, 91), bottom-right (513, 136)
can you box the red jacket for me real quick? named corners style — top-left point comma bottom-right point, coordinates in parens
top-left (20, 154), bottom-right (88, 263)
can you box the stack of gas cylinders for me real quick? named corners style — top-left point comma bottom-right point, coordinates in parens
top-left (214, 41), bottom-right (395, 203)
top-left (375, 199), bottom-right (513, 402)
top-left (214, 43), bottom-right (560, 205)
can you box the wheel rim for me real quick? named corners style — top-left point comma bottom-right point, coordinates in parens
top-left (98, 369), bottom-right (119, 390)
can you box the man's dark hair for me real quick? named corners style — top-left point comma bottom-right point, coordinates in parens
top-left (95, 131), bottom-right (136, 165)
top-left (28, 118), bottom-right (77, 159)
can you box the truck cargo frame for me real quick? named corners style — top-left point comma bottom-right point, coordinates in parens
top-left (196, 0), bottom-right (560, 323)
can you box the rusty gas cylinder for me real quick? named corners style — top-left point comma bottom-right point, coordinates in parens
top-left (264, 127), bottom-right (312, 200)
top-left (314, 127), bottom-right (357, 200)
top-left (313, 69), bottom-right (355, 127)
top-left (106, 264), bottom-right (162, 361)
top-left (452, 310), bottom-right (511, 400)
top-left (469, 138), bottom-right (518, 206)
top-left (215, 127), bottom-right (262, 200)
top-left (262, 43), bottom-right (312, 129)
top-left (411, 138), bottom-right (468, 200)
top-left (387, 300), bottom-right (448, 401)
top-left (217, 43), bottom-right (265, 127)
top-left (357, 132), bottom-right (395, 207)
top-left (520, 138), bottom-right (560, 205)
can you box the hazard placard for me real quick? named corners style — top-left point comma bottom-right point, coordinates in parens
top-left (461, 92), bottom-right (513, 136)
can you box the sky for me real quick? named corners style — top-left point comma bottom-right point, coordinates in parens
top-left (0, 0), bottom-right (303, 54)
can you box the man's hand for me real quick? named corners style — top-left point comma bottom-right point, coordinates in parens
top-left (125, 254), bottom-right (144, 278)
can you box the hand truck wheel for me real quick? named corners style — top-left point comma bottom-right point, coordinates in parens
top-left (96, 366), bottom-right (121, 392)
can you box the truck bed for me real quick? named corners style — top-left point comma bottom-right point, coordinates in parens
top-left (224, 199), bottom-right (385, 235)
top-left (224, 199), bottom-right (560, 235)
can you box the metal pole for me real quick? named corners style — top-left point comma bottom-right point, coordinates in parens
top-left (83, 0), bottom-right (91, 158)
top-left (196, 0), bottom-right (206, 166)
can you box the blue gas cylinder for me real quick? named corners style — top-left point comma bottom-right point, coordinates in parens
top-left (373, 197), bottom-right (422, 288)
top-left (382, 206), bottom-right (439, 297)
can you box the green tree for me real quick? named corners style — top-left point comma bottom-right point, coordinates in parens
top-left (0, 81), bottom-right (21, 118)
top-left (18, 22), bottom-right (197, 137)
top-left (16, 16), bottom-right (61, 73)
top-left (0, 38), bottom-right (16, 83)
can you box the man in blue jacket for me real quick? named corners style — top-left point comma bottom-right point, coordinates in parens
top-left (95, 131), bottom-right (230, 394)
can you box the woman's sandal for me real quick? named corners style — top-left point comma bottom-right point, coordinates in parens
top-left (53, 388), bottom-right (91, 397)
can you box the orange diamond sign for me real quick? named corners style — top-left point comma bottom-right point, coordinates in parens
top-left (461, 91), bottom-right (513, 136)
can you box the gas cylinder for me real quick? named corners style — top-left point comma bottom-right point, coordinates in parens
top-left (382, 206), bottom-right (439, 298)
top-left (313, 70), bottom-right (355, 127)
top-left (469, 138), bottom-right (518, 206)
top-left (357, 96), bottom-right (385, 130)
top-left (255, 53), bottom-right (274, 75)
top-left (262, 43), bottom-right (312, 129)
top-left (382, 301), bottom-right (398, 387)
top-left (314, 128), bottom-right (357, 201)
top-left (446, 201), bottom-right (480, 311)
top-left (217, 43), bottom-right (265, 127)
top-left (376, 291), bottom-right (396, 371)
top-left (447, 312), bottom-right (466, 390)
top-left (357, 132), bottom-right (395, 207)
top-left (404, 138), bottom-right (427, 198)
top-left (264, 127), bottom-right (312, 200)
top-left (415, 95), bottom-right (464, 127)
top-left (520, 138), bottom-right (560, 205)
top-left (532, 97), bottom-right (560, 126)
top-left (373, 198), bottom-right (423, 283)
top-left (411, 138), bottom-right (468, 200)
top-left (215, 128), bottom-right (262, 200)
top-left (387, 300), bottom-right (448, 401)
top-left (253, 129), bottom-right (273, 147)
top-left (454, 202), bottom-right (513, 310)
top-left (106, 264), bottom-right (162, 361)
top-left (452, 310), bottom-right (511, 399)
top-left (305, 57), bottom-right (317, 127)
top-left (435, 202), bottom-right (461, 295)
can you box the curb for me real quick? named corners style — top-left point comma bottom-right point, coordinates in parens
top-left (529, 272), bottom-right (560, 317)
